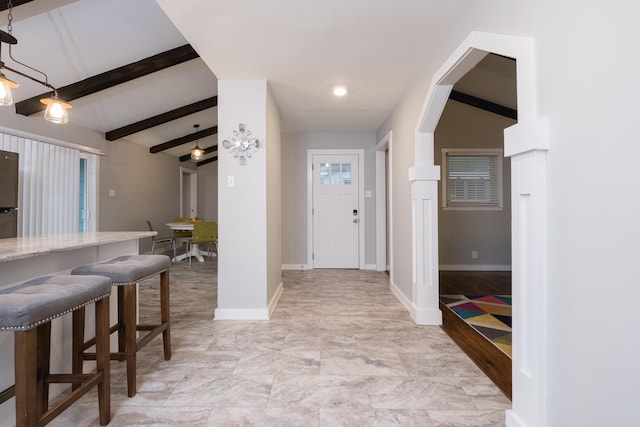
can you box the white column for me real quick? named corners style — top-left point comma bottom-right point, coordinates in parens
top-left (504, 117), bottom-right (549, 427)
top-left (408, 158), bottom-right (442, 325)
top-left (215, 80), bottom-right (270, 320)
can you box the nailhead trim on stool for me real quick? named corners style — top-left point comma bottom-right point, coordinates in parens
top-left (0, 274), bottom-right (112, 426)
top-left (71, 254), bottom-right (171, 397)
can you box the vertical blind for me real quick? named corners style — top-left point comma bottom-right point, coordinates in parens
top-left (0, 131), bottom-right (80, 236)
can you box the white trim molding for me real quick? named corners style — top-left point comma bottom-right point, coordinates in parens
top-left (214, 308), bottom-right (270, 320)
top-left (413, 31), bottom-right (549, 427)
top-left (268, 282), bottom-right (284, 318)
top-left (375, 131), bottom-right (391, 272)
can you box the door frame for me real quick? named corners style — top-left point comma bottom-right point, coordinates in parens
top-left (179, 167), bottom-right (198, 218)
top-left (307, 149), bottom-right (365, 269)
top-left (375, 131), bottom-right (392, 273)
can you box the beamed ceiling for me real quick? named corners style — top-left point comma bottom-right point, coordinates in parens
top-left (0, 0), bottom-right (516, 166)
top-left (1, 0), bottom-right (219, 164)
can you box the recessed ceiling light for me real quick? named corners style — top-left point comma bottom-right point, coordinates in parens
top-left (333, 85), bottom-right (348, 97)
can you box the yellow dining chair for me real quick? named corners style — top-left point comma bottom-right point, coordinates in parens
top-left (146, 220), bottom-right (176, 260)
top-left (173, 217), bottom-right (193, 257)
top-left (189, 221), bottom-right (217, 266)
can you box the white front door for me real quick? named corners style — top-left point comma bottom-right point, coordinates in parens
top-left (312, 154), bottom-right (360, 268)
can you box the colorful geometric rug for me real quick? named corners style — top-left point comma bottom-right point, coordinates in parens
top-left (440, 295), bottom-right (512, 358)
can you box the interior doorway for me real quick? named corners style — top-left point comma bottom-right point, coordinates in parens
top-left (180, 167), bottom-right (198, 218)
top-left (433, 54), bottom-right (516, 398)
top-left (414, 32), bottom-right (549, 427)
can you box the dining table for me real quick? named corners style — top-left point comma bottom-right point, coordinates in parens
top-left (165, 221), bottom-right (216, 263)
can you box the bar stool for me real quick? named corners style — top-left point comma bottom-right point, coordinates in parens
top-left (71, 254), bottom-right (171, 397)
top-left (0, 275), bottom-right (112, 427)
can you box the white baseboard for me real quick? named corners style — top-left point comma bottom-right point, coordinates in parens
top-left (268, 281), bottom-right (284, 318)
top-left (215, 281), bottom-right (283, 320)
top-left (282, 264), bottom-right (311, 270)
top-left (214, 308), bottom-right (270, 320)
top-left (414, 307), bottom-right (443, 325)
top-left (390, 280), bottom-right (415, 318)
top-left (390, 279), bottom-right (442, 326)
top-left (505, 410), bottom-right (523, 427)
top-left (439, 264), bottom-right (512, 271)
top-left (364, 264), bottom-right (377, 271)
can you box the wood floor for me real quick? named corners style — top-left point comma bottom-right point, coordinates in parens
top-left (439, 270), bottom-right (512, 400)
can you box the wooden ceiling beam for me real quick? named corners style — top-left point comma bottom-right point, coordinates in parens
top-left (0, 0), bottom-right (33, 11)
top-left (15, 44), bottom-right (199, 116)
top-left (149, 125), bottom-right (217, 154)
top-left (179, 144), bottom-right (217, 162)
top-left (106, 96), bottom-right (217, 141)
top-left (197, 156), bottom-right (218, 167)
top-left (449, 90), bottom-right (517, 120)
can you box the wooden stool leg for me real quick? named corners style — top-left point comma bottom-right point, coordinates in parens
top-left (122, 285), bottom-right (137, 397)
top-left (14, 329), bottom-right (39, 427)
top-left (160, 270), bottom-right (171, 360)
top-left (94, 296), bottom-right (111, 425)
top-left (117, 286), bottom-right (126, 353)
top-left (36, 322), bottom-right (51, 416)
top-left (72, 306), bottom-right (86, 391)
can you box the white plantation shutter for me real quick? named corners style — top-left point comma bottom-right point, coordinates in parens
top-left (442, 149), bottom-right (503, 210)
top-left (0, 131), bottom-right (97, 236)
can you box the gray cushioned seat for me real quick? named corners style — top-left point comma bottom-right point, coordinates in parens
top-left (0, 275), bottom-right (112, 331)
top-left (70, 255), bottom-right (171, 285)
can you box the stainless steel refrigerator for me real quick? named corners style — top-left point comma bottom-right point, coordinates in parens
top-left (0, 149), bottom-right (19, 238)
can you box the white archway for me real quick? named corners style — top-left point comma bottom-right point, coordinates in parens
top-left (411, 32), bottom-right (549, 427)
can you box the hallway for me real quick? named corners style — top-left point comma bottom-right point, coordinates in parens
top-left (51, 260), bottom-right (510, 426)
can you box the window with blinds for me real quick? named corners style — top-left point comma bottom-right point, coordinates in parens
top-left (441, 148), bottom-right (503, 210)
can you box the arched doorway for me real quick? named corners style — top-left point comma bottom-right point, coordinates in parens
top-left (411, 32), bottom-right (549, 427)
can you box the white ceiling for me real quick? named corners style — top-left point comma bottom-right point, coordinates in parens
top-left (3, 0), bottom-right (515, 163)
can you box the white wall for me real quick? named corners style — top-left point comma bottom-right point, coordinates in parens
top-left (281, 132), bottom-right (377, 267)
top-left (384, 0), bottom-right (640, 425)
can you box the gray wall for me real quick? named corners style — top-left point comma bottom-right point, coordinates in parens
top-left (434, 101), bottom-right (515, 269)
top-left (281, 132), bottom-right (377, 267)
top-left (266, 85), bottom-right (282, 300)
top-left (99, 140), bottom-right (195, 253)
top-left (198, 161), bottom-right (218, 221)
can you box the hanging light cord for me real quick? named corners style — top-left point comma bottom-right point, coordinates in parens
top-left (3, 0), bottom-right (58, 95)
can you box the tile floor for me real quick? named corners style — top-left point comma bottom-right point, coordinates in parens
top-left (50, 255), bottom-right (511, 426)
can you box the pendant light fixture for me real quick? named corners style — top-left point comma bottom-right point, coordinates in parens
top-left (190, 124), bottom-right (204, 160)
top-left (0, 0), bottom-right (71, 123)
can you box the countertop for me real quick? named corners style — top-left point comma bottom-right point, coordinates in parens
top-left (0, 231), bottom-right (155, 263)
